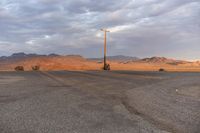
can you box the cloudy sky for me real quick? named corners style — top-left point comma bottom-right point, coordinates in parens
top-left (0, 0), bottom-right (199, 60)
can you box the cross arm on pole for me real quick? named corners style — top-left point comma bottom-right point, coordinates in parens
top-left (101, 29), bottom-right (110, 32)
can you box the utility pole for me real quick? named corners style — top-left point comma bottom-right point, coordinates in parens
top-left (101, 29), bottom-right (110, 70)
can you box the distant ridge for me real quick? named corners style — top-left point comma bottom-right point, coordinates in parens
top-left (140, 56), bottom-right (177, 63)
top-left (89, 55), bottom-right (140, 62)
top-left (139, 56), bottom-right (191, 65)
top-left (0, 52), bottom-right (44, 60)
top-left (89, 55), bottom-right (192, 64)
top-left (0, 53), bottom-right (194, 63)
top-left (141, 57), bottom-right (172, 63)
top-left (0, 52), bottom-right (199, 71)
top-left (0, 53), bottom-right (83, 60)
top-left (0, 53), bottom-right (90, 71)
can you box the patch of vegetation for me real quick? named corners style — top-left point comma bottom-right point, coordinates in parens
top-left (15, 66), bottom-right (24, 71)
top-left (103, 64), bottom-right (111, 71)
top-left (32, 65), bottom-right (40, 71)
top-left (159, 68), bottom-right (165, 72)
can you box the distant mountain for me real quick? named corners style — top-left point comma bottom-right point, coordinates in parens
top-left (139, 56), bottom-right (190, 64)
top-left (0, 53), bottom-right (198, 71)
top-left (89, 55), bottom-right (190, 64)
top-left (11, 52), bottom-right (27, 57)
top-left (89, 55), bottom-right (140, 62)
top-left (0, 53), bottom-right (192, 64)
top-left (0, 53), bottom-right (85, 64)
top-left (0, 53), bottom-right (68, 60)
top-left (48, 53), bottom-right (60, 57)
top-left (140, 57), bottom-right (174, 63)
top-left (0, 53), bottom-right (91, 71)
top-left (0, 52), bottom-right (44, 61)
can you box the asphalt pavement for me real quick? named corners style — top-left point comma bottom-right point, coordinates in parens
top-left (0, 71), bottom-right (199, 133)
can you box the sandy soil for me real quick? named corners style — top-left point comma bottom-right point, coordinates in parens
top-left (1, 56), bottom-right (200, 72)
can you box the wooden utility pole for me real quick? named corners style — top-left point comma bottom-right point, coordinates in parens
top-left (101, 29), bottom-right (110, 70)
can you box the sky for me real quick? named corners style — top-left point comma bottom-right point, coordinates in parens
top-left (0, 0), bottom-right (199, 60)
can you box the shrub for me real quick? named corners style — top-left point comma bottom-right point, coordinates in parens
top-left (103, 63), bottom-right (111, 71)
top-left (159, 68), bottom-right (165, 72)
top-left (15, 66), bottom-right (24, 71)
top-left (32, 65), bottom-right (40, 71)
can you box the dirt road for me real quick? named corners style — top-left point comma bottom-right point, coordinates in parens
top-left (0, 71), bottom-right (199, 133)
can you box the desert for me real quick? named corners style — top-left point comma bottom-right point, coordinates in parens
top-left (0, 0), bottom-right (200, 132)
top-left (1, 53), bottom-right (200, 72)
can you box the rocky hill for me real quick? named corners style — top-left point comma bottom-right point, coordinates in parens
top-left (89, 55), bottom-right (140, 62)
top-left (139, 57), bottom-right (191, 64)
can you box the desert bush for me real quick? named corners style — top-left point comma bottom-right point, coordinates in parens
top-left (15, 66), bottom-right (24, 71)
top-left (103, 63), bottom-right (111, 70)
top-left (159, 68), bottom-right (165, 72)
top-left (32, 65), bottom-right (40, 71)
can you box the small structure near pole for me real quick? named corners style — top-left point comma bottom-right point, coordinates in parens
top-left (101, 29), bottom-right (111, 70)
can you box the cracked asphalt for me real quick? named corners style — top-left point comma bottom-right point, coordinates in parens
top-left (0, 71), bottom-right (199, 133)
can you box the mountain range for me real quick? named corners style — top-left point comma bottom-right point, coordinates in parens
top-left (89, 55), bottom-right (140, 62)
top-left (0, 53), bottom-right (199, 71)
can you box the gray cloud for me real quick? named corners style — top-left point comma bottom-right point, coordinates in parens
top-left (0, 0), bottom-right (199, 60)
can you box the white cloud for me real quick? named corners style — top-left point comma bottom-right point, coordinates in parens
top-left (0, 0), bottom-right (199, 59)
